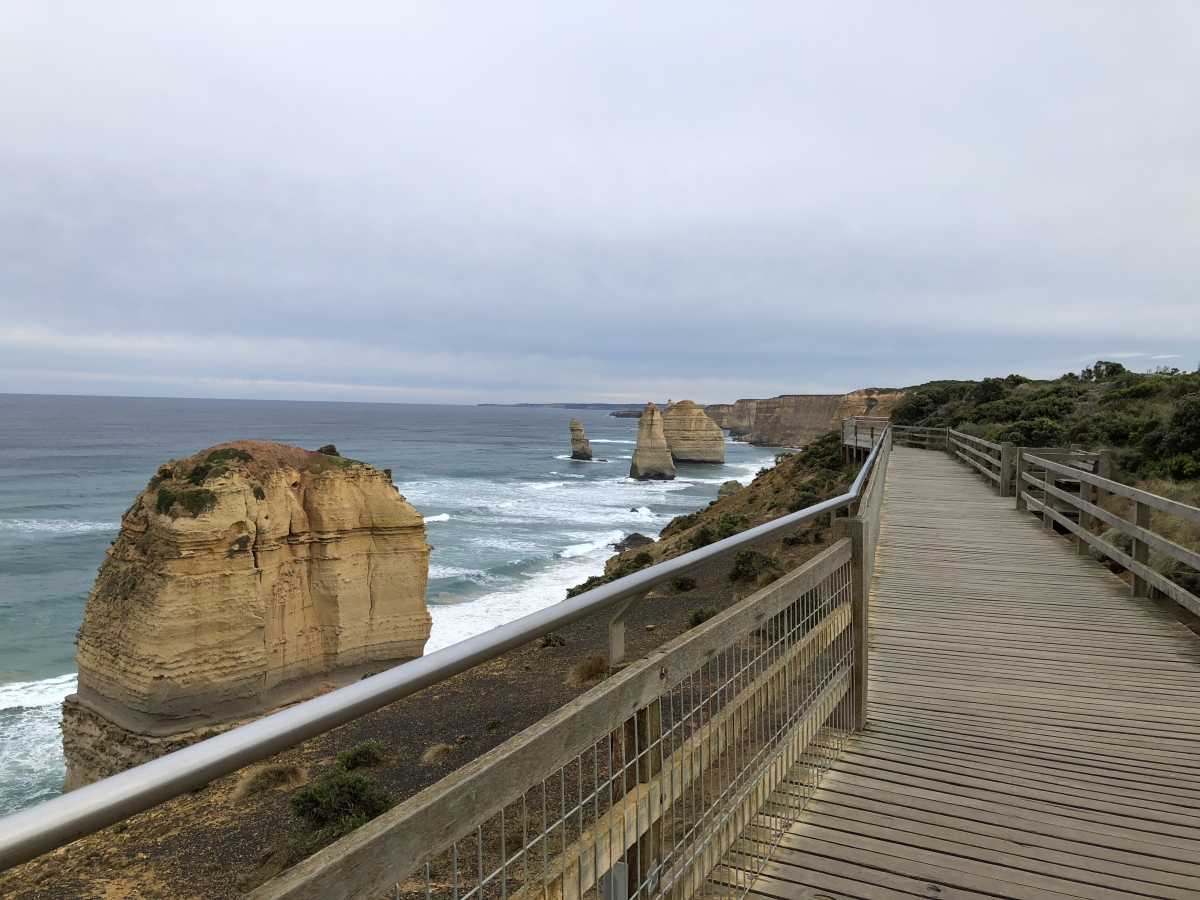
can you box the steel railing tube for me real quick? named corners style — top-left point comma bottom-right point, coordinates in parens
top-left (0, 430), bottom-right (888, 871)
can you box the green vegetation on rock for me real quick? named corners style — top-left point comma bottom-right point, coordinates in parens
top-left (894, 361), bottom-right (1200, 480)
top-left (156, 487), bottom-right (217, 517)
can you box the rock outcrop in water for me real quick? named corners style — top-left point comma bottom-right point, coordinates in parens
top-left (662, 400), bottom-right (725, 463)
top-left (62, 441), bottom-right (431, 789)
top-left (629, 403), bottom-right (676, 480)
top-left (569, 419), bottom-right (593, 460)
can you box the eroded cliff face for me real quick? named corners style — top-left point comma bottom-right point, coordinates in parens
top-left (705, 390), bottom-right (905, 446)
top-left (629, 403), bottom-right (676, 480)
top-left (569, 419), bottom-right (593, 460)
top-left (662, 400), bottom-right (725, 463)
top-left (63, 441), bottom-right (431, 789)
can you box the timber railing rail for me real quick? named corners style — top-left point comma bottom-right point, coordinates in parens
top-left (899, 423), bottom-right (1200, 618)
top-left (0, 429), bottom-right (892, 890)
top-left (1020, 451), bottom-right (1200, 616)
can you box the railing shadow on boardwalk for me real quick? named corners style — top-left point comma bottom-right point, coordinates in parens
top-left (3, 420), bottom-right (1199, 899)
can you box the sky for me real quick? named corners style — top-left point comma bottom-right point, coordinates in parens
top-left (1, 2), bottom-right (1197, 404)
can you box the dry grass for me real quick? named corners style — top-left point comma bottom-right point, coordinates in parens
top-left (420, 743), bottom-right (456, 766)
top-left (565, 654), bottom-right (608, 688)
top-left (231, 764), bottom-right (308, 801)
top-left (1094, 479), bottom-right (1200, 589)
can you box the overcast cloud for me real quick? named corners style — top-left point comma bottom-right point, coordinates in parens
top-left (2, 2), bottom-right (1197, 403)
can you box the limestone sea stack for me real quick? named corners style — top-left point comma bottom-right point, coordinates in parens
top-left (662, 400), bottom-right (725, 463)
top-left (569, 419), bottom-right (593, 460)
top-left (629, 403), bottom-right (676, 480)
top-left (62, 441), bottom-right (431, 789)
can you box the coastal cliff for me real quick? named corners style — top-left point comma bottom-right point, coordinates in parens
top-left (629, 403), bottom-right (676, 480)
top-left (662, 400), bottom-right (725, 463)
top-left (706, 389), bottom-right (904, 446)
top-left (62, 441), bottom-right (431, 789)
top-left (568, 419), bottom-right (593, 460)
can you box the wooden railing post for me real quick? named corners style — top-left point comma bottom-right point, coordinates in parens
top-left (1133, 500), bottom-right (1151, 598)
top-left (608, 594), bottom-right (642, 669)
top-left (999, 443), bottom-right (1016, 497)
top-left (1043, 463), bottom-right (1055, 531)
top-left (1077, 476), bottom-right (1094, 556)
top-left (832, 515), bottom-right (868, 729)
top-left (1015, 449), bottom-right (1028, 512)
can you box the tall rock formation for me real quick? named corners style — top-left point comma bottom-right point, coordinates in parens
top-left (629, 403), bottom-right (676, 480)
top-left (705, 399), bottom-right (761, 439)
top-left (568, 419), bottom-right (593, 460)
top-left (62, 441), bottom-right (431, 789)
top-left (662, 400), bottom-right (725, 463)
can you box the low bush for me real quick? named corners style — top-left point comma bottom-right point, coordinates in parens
top-left (672, 576), bottom-right (697, 592)
top-left (729, 550), bottom-right (782, 583)
top-left (156, 487), bottom-right (217, 517)
top-left (688, 608), bottom-right (716, 628)
top-left (420, 743), bottom-right (456, 766)
top-left (290, 771), bottom-right (390, 830)
top-left (336, 740), bottom-right (387, 771)
top-left (206, 447), bottom-right (253, 465)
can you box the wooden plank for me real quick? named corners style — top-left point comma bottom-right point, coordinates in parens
top-left (760, 446), bottom-right (1200, 899)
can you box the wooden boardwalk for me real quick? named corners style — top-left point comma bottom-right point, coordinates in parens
top-left (749, 446), bottom-right (1200, 899)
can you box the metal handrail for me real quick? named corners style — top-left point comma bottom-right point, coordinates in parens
top-left (0, 428), bottom-right (890, 872)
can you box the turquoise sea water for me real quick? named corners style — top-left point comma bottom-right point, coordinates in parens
top-left (0, 394), bottom-right (778, 815)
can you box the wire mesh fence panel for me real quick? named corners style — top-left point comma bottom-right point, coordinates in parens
top-left (375, 547), bottom-right (855, 900)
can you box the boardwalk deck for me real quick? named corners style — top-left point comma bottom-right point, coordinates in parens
top-left (745, 446), bottom-right (1200, 899)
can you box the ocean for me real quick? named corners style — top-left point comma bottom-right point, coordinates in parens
top-left (0, 394), bottom-right (778, 815)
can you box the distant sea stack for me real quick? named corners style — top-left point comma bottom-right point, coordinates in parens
top-left (62, 441), bottom-right (431, 789)
top-left (662, 400), bottom-right (725, 463)
top-left (568, 419), bottom-right (593, 460)
top-left (629, 403), bottom-right (676, 480)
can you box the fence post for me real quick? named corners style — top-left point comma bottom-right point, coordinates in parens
top-left (1042, 463), bottom-right (1055, 531)
top-left (1133, 500), bottom-right (1151, 598)
top-left (608, 594), bottom-right (641, 669)
top-left (1077, 476), bottom-right (1093, 556)
top-left (999, 443), bottom-right (1016, 497)
top-left (1015, 449), bottom-right (1027, 512)
top-left (832, 514), bottom-right (868, 730)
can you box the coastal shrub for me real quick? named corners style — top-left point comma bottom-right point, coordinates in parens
top-left (688, 607), bottom-right (716, 628)
top-left (672, 576), bottom-right (697, 592)
top-left (997, 417), bottom-right (1065, 447)
top-left (1103, 380), bottom-right (1163, 403)
top-left (729, 550), bottom-right (781, 583)
top-left (714, 513), bottom-right (749, 540)
top-left (187, 463), bottom-right (226, 485)
top-left (1160, 454), bottom-right (1200, 481)
top-left (155, 487), bottom-right (217, 517)
top-left (788, 488), bottom-right (817, 512)
top-left (290, 771), bottom-right (390, 829)
top-left (689, 525), bottom-right (716, 550)
top-left (205, 447), bottom-right (253, 465)
top-left (971, 378), bottom-right (1008, 404)
top-left (632, 551), bottom-right (654, 568)
top-left (538, 632), bottom-right (566, 648)
top-left (337, 739), bottom-right (387, 771)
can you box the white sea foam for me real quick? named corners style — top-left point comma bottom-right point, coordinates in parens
top-left (560, 529), bottom-right (625, 558)
top-left (425, 513), bottom-right (451, 523)
top-left (0, 519), bottom-right (114, 536)
top-left (0, 673), bottom-right (77, 711)
top-left (590, 439), bottom-right (635, 444)
top-left (425, 542), bottom-right (615, 654)
top-left (429, 563), bottom-right (488, 580)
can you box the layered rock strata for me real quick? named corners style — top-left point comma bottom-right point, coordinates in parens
top-left (662, 400), bottom-right (725, 463)
top-left (706, 390), bottom-right (905, 446)
top-left (62, 440), bottom-right (431, 789)
top-left (569, 419), bottom-right (593, 460)
top-left (629, 403), bottom-right (676, 480)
